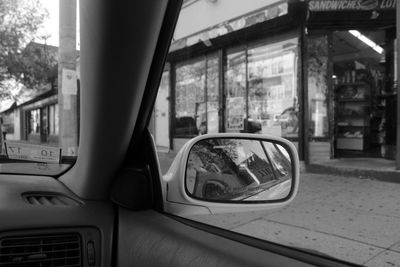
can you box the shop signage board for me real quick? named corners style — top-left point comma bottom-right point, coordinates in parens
top-left (308, 0), bottom-right (396, 11)
top-left (5, 142), bottom-right (61, 163)
top-left (170, 2), bottom-right (289, 52)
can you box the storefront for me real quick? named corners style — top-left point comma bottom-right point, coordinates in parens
top-left (0, 91), bottom-right (60, 145)
top-left (305, 0), bottom-right (397, 163)
top-left (161, 0), bottom-right (306, 155)
top-left (153, 0), bottom-right (398, 166)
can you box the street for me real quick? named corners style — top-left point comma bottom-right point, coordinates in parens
top-left (161, 154), bottom-right (400, 267)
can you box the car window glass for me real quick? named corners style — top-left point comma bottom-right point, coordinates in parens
top-left (0, 0), bottom-right (80, 174)
top-left (152, 0), bottom-right (400, 265)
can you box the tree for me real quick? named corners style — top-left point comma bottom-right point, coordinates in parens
top-left (0, 0), bottom-right (51, 101)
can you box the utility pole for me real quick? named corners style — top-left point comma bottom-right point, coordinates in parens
top-left (397, 0), bottom-right (400, 169)
top-left (58, 0), bottom-right (78, 156)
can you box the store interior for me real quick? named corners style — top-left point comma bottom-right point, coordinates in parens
top-left (332, 29), bottom-right (396, 159)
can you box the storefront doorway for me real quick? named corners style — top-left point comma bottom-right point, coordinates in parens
top-left (331, 29), bottom-right (395, 158)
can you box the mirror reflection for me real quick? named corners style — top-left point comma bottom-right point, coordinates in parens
top-left (186, 138), bottom-right (292, 202)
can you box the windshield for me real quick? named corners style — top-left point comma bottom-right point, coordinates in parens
top-left (0, 0), bottom-right (79, 174)
top-left (153, 0), bottom-right (400, 265)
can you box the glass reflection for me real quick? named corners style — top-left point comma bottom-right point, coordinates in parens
top-left (186, 138), bottom-right (292, 201)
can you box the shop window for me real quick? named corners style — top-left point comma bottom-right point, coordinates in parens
top-left (175, 59), bottom-right (205, 137)
top-left (28, 109), bottom-right (41, 134)
top-left (247, 38), bottom-right (299, 138)
top-left (225, 50), bottom-right (246, 132)
top-left (174, 56), bottom-right (220, 137)
top-left (307, 35), bottom-right (329, 138)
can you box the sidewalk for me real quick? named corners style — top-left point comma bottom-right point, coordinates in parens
top-left (186, 173), bottom-right (400, 266)
top-left (158, 152), bottom-right (400, 265)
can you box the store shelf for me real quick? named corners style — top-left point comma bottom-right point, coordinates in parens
top-left (336, 82), bottom-right (367, 86)
top-left (336, 124), bottom-right (368, 127)
top-left (338, 98), bottom-right (369, 102)
top-left (334, 73), bottom-right (372, 154)
top-left (376, 93), bottom-right (397, 97)
top-left (337, 114), bottom-right (367, 118)
top-left (337, 138), bottom-right (364, 150)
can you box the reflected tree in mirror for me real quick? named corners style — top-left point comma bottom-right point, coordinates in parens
top-left (186, 138), bottom-right (292, 202)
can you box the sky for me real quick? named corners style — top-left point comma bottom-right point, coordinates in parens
top-left (36, 0), bottom-right (80, 49)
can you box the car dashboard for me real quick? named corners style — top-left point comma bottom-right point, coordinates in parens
top-left (0, 174), bottom-right (113, 267)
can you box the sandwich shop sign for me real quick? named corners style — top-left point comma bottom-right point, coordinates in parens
top-left (308, 0), bottom-right (396, 11)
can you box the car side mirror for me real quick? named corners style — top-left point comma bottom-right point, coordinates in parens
top-left (162, 133), bottom-right (299, 216)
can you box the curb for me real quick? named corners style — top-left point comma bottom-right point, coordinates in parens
top-left (306, 163), bottom-right (400, 184)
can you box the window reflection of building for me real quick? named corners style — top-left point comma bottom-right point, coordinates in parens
top-left (186, 138), bottom-right (292, 200)
top-left (175, 56), bottom-right (220, 137)
top-left (247, 38), bottom-right (298, 138)
top-left (307, 35), bottom-right (329, 139)
top-left (206, 57), bottom-right (219, 133)
top-left (225, 50), bottom-right (246, 132)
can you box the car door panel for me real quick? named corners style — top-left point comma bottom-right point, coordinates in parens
top-left (117, 208), bottom-right (315, 267)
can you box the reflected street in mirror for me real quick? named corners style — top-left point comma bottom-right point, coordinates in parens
top-left (186, 138), bottom-right (292, 202)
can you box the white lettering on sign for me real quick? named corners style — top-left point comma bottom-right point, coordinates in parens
top-left (5, 142), bottom-right (61, 163)
top-left (380, 0), bottom-right (396, 9)
top-left (309, 0), bottom-right (395, 11)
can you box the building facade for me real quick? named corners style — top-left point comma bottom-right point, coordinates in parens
top-left (0, 43), bottom-right (80, 148)
top-left (151, 0), bottom-right (398, 165)
top-left (1, 90), bottom-right (60, 145)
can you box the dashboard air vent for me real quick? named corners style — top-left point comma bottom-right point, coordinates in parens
top-left (23, 193), bottom-right (81, 206)
top-left (0, 234), bottom-right (82, 266)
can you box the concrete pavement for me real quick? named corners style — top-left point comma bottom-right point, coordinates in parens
top-left (185, 173), bottom-right (400, 266)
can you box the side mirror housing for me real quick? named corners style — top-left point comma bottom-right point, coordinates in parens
top-left (162, 133), bottom-right (300, 216)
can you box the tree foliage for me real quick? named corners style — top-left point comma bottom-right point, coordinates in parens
top-left (0, 0), bottom-right (54, 100)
